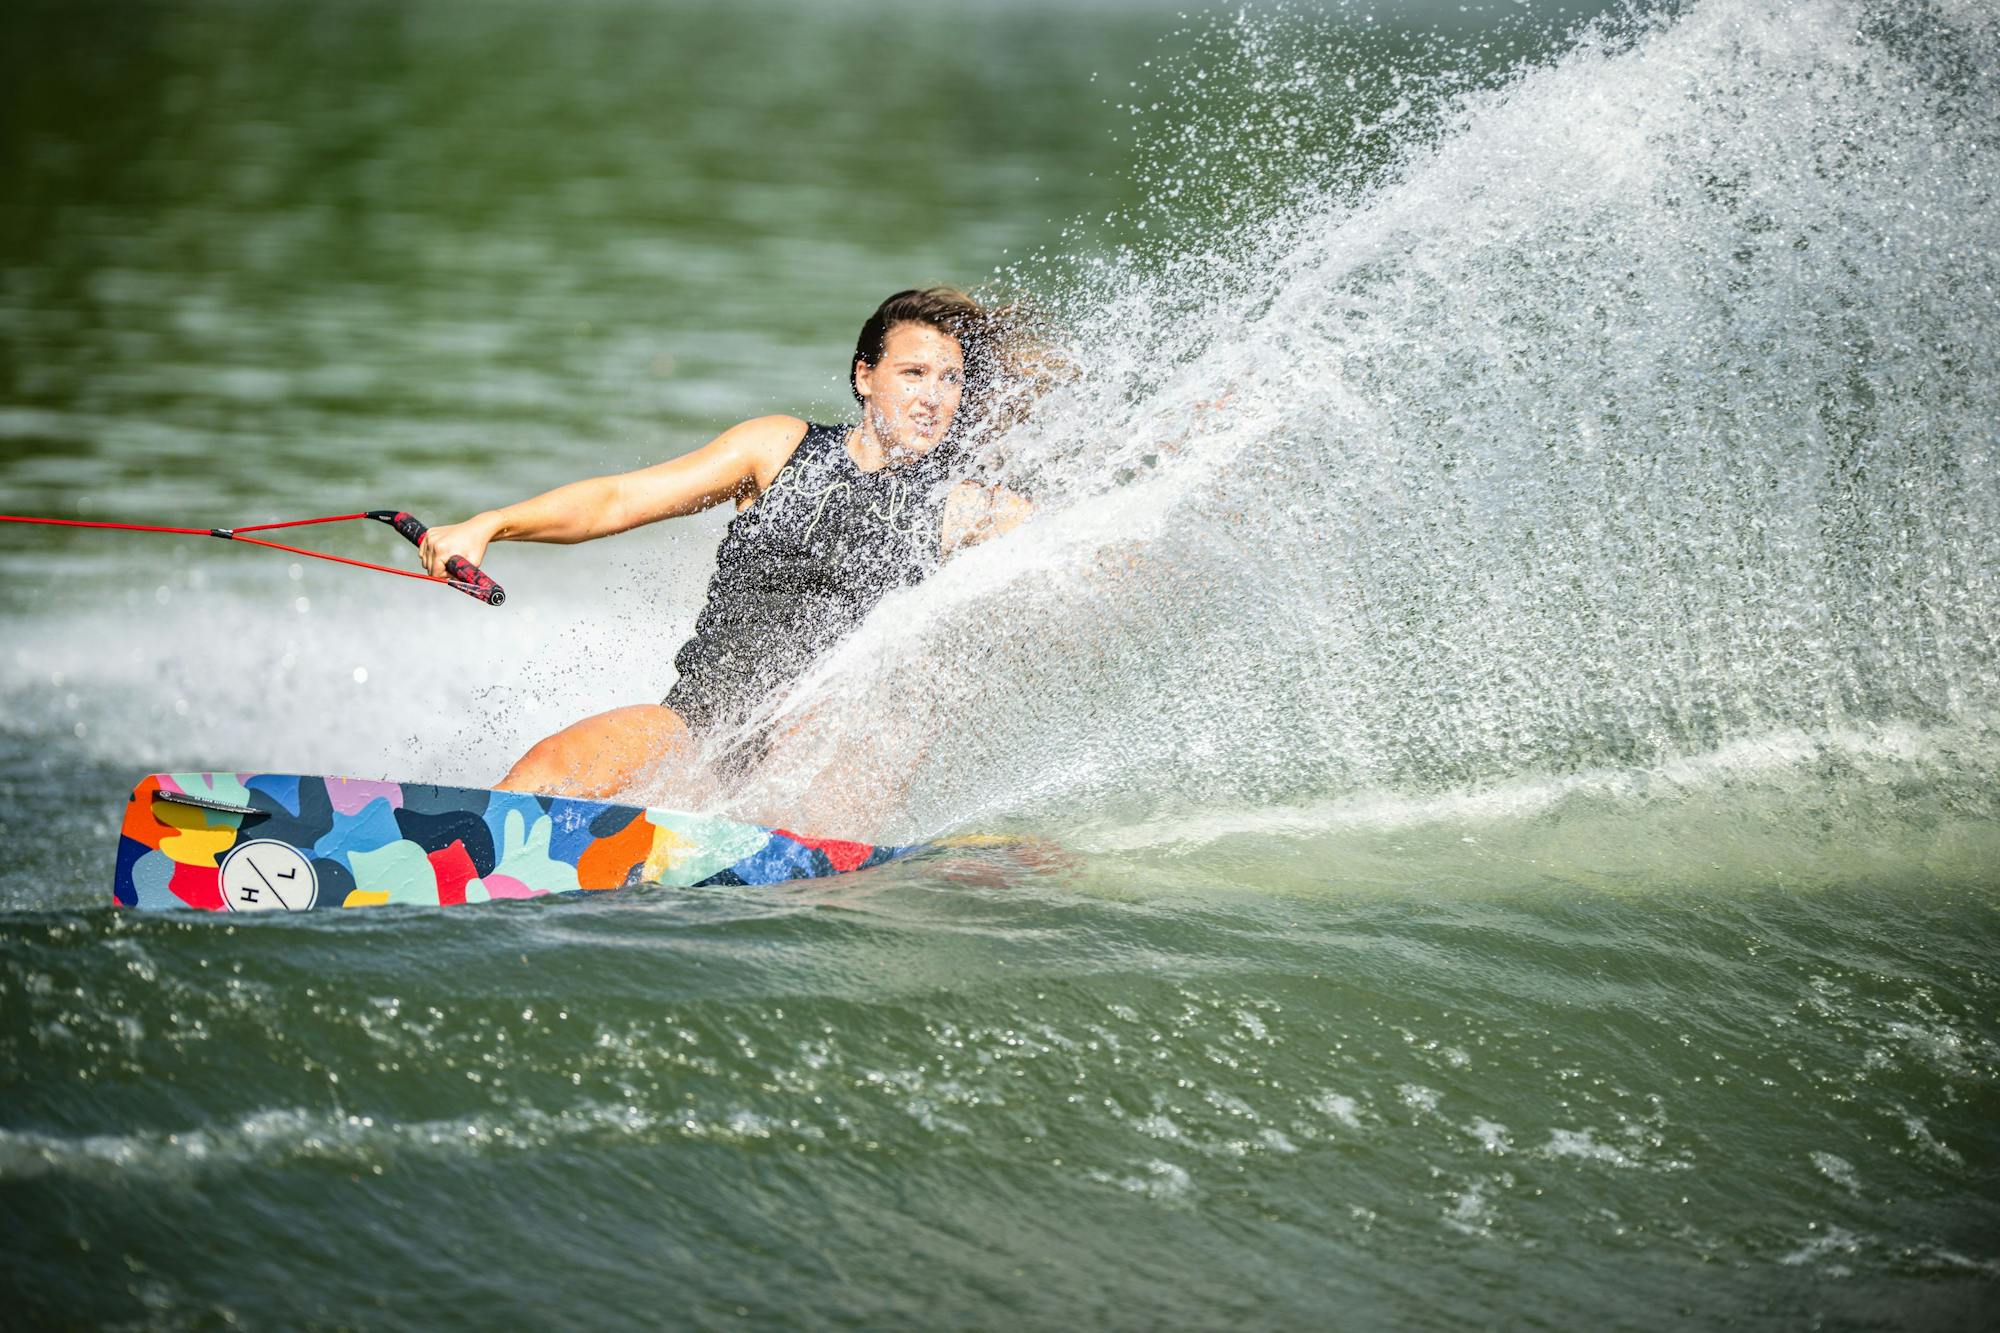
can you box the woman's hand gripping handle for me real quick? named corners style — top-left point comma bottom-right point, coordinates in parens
top-left (368, 511), bottom-right (507, 606)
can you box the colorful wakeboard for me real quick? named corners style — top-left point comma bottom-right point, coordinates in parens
top-left (113, 773), bottom-right (911, 912)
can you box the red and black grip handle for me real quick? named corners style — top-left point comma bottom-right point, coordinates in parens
top-left (367, 511), bottom-right (506, 606)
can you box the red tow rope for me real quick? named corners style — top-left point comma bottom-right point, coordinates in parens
top-left (0, 510), bottom-right (506, 606)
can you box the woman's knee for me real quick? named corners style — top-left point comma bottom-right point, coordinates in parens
top-left (496, 733), bottom-right (576, 792)
top-left (498, 705), bottom-right (692, 795)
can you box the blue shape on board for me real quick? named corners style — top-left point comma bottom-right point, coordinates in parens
top-left (725, 836), bottom-right (832, 886)
top-left (241, 778), bottom-right (336, 859)
top-left (112, 836), bottom-right (149, 906)
top-left (312, 797), bottom-right (405, 872)
top-left (858, 845), bottom-right (908, 871)
top-left (481, 791), bottom-right (548, 864)
top-left (544, 796), bottom-right (617, 864)
top-left (245, 774), bottom-right (303, 817)
top-left (400, 783), bottom-right (491, 821)
top-left (313, 856), bottom-right (355, 908)
top-left (588, 802), bottom-right (644, 839)
top-left (126, 847), bottom-right (181, 910)
top-left (393, 806), bottom-right (497, 874)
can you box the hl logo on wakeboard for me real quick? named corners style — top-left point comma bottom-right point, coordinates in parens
top-left (217, 840), bottom-right (320, 913)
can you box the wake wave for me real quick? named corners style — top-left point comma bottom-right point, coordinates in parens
top-left (714, 0), bottom-right (2000, 846)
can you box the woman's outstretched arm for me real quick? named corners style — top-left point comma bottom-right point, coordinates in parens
top-left (418, 416), bottom-right (808, 576)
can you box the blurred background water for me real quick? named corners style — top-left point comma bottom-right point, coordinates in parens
top-left (3, 0), bottom-right (1997, 1327)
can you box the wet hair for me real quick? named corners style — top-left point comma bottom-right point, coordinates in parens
top-left (851, 285), bottom-right (1068, 480)
top-left (850, 286), bottom-right (996, 412)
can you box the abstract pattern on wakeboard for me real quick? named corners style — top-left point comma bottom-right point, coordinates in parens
top-left (112, 772), bottom-right (908, 911)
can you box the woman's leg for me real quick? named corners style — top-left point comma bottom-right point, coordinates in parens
top-left (497, 704), bottom-right (697, 798)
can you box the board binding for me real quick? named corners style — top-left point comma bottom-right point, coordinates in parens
top-left (113, 773), bottom-right (912, 912)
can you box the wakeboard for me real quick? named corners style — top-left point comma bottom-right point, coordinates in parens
top-left (113, 772), bottom-right (911, 912)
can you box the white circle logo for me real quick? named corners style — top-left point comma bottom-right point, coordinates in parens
top-left (218, 840), bottom-right (319, 912)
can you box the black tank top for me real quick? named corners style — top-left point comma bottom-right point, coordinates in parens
top-left (667, 422), bottom-right (952, 728)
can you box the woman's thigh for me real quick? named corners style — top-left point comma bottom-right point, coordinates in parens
top-left (497, 703), bottom-right (697, 798)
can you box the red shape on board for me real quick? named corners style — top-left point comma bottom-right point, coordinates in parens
top-left (772, 830), bottom-right (873, 873)
top-left (168, 862), bottom-right (223, 911)
top-left (428, 840), bottom-right (476, 907)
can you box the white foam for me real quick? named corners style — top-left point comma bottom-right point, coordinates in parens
top-left (0, 1096), bottom-right (850, 1185)
top-left (1543, 1127), bottom-right (1636, 1168)
top-left (1469, 1118), bottom-right (1511, 1155)
top-left (1313, 1092), bottom-right (1366, 1129)
top-left (1089, 1158), bottom-right (1195, 1202)
top-left (1810, 1150), bottom-right (1862, 1195)
top-left (1899, 1114), bottom-right (1965, 1167)
top-left (1397, 1083), bottom-right (1441, 1113)
top-left (1780, 1224), bottom-right (1863, 1270)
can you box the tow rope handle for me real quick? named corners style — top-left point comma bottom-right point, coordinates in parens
top-left (366, 511), bottom-right (506, 606)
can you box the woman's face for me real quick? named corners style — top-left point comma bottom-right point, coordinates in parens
top-left (854, 321), bottom-right (966, 462)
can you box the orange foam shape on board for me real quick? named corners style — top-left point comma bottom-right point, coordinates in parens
top-left (575, 813), bottom-right (657, 891)
top-left (121, 776), bottom-right (169, 848)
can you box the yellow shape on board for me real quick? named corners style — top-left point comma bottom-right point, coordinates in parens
top-left (639, 823), bottom-right (695, 881)
top-left (344, 889), bottom-right (392, 908)
top-left (154, 799), bottom-right (239, 867)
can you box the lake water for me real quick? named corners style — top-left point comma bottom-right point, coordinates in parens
top-left (3, 0), bottom-right (1997, 1326)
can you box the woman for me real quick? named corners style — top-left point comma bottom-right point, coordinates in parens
top-left (418, 287), bottom-right (1032, 799)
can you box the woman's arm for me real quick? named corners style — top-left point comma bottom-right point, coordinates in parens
top-left (939, 481), bottom-right (1032, 559)
top-left (418, 416), bottom-right (807, 576)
